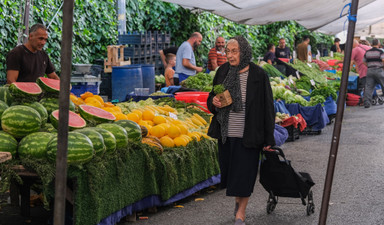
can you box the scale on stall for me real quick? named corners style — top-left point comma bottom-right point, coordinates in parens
top-left (71, 64), bottom-right (102, 96)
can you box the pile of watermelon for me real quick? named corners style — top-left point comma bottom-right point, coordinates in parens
top-left (0, 78), bottom-right (142, 165)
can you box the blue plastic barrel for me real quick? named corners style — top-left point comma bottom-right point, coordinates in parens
top-left (112, 65), bottom-right (142, 102)
top-left (141, 64), bottom-right (155, 94)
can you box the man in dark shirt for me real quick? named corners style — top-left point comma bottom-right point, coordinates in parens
top-left (263, 43), bottom-right (276, 64)
top-left (6, 23), bottom-right (59, 84)
top-left (362, 39), bottom-right (384, 108)
top-left (330, 38), bottom-right (341, 53)
top-left (275, 38), bottom-right (291, 59)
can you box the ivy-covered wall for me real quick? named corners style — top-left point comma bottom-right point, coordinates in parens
top-left (0, 0), bottom-right (332, 80)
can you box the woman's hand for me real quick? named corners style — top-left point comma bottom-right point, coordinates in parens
top-left (263, 145), bottom-right (273, 151)
top-left (212, 96), bottom-right (222, 108)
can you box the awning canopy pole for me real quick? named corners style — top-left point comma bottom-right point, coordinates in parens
top-left (318, 0), bottom-right (359, 224)
top-left (53, 0), bottom-right (74, 224)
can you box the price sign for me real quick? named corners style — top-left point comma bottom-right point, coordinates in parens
top-left (307, 63), bottom-right (312, 68)
top-left (296, 70), bottom-right (301, 79)
top-left (310, 79), bottom-right (316, 86)
top-left (169, 112), bottom-right (178, 120)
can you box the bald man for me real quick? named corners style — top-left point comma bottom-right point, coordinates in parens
top-left (174, 32), bottom-right (203, 84)
top-left (351, 39), bottom-right (371, 88)
top-left (6, 23), bottom-right (59, 84)
top-left (208, 37), bottom-right (227, 71)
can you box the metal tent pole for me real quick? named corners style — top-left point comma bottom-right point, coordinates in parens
top-left (53, 0), bottom-right (74, 224)
top-left (318, 0), bottom-right (359, 224)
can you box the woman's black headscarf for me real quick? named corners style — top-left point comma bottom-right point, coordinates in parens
top-left (217, 35), bottom-right (253, 143)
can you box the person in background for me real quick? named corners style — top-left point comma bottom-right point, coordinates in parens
top-left (297, 36), bottom-right (310, 62)
top-left (6, 23), bottom-right (59, 83)
top-left (164, 53), bottom-right (176, 87)
top-left (359, 39), bottom-right (371, 47)
top-left (330, 38), bottom-right (342, 53)
top-left (207, 36), bottom-right (275, 225)
top-left (351, 39), bottom-right (371, 91)
top-left (362, 39), bottom-right (384, 108)
top-left (208, 36), bottom-right (227, 71)
top-left (263, 44), bottom-right (276, 65)
top-left (275, 38), bottom-right (291, 59)
top-left (174, 32), bottom-right (203, 85)
top-left (159, 46), bottom-right (178, 68)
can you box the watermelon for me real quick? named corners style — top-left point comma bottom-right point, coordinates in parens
top-left (50, 110), bottom-right (86, 130)
top-left (74, 128), bottom-right (106, 157)
top-left (0, 100), bottom-right (9, 125)
top-left (0, 131), bottom-right (18, 156)
top-left (1, 105), bottom-right (42, 138)
top-left (0, 86), bottom-right (14, 106)
top-left (89, 127), bottom-right (116, 154)
top-left (40, 123), bottom-right (57, 133)
top-left (39, 97), bottom-right (76, 115)
top-left (9, 82), bottom-right (42, 99)
top-left (36, 77), bottom-right (61, 94)
top-left (22, 102), bottom-right (48, 126)
top-left (79, 105), bottom-right (116, 124)
top-left (96, 123), bottom-right (128, 149)
top-left (47, 132), bottom-right (94, 165)
top-left (18, 132), bottom-right (55, 159)
top-left (114, 120), bottom-right (142, 142)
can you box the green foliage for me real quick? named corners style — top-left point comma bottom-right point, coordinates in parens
top-left (0, 0), bottom-right (333, 81)
top-left (213, 84), bottom-right (225, 95)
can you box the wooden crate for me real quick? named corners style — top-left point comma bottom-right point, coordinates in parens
top-left (104, 45), bottom-right (131, 73)
top-left (0, 152), bottom-right (11, 163)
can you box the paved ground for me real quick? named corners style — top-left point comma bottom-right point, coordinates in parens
top-left (1, 104), bottom-right (384, 225)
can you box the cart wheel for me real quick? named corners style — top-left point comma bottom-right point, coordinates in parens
top-left (306, 190), bottom-right (315, 215)
top-left (372, 97), bottom-right (378, 105)
top-left (267, 202), bottom-right (276, 214)
top-left (379, 97), bottom-right (384, 105)
top-left (306, 203), bottom-right (315, 215)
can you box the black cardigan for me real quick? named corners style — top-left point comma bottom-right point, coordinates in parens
top-left (207, 62), bottom-right (276, 148)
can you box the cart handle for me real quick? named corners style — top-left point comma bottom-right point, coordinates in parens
top-left (264, 146), bottom-right (286, 159)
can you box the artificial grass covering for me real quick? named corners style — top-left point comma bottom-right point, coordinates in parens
top-left (2, 138), bottom-right (219, 225)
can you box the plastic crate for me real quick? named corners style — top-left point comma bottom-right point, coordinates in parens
top-left (118, 32), bottom-right (151, 45)
top-left (348, 75), bottom-right (359, 90)
top-left (71, 82), bottom-right (100, 97)
top-left (285, 125), bottom-right (300, 142)
top-left (163, 33), bottom-right (171, 43)
top-left (300, 126), bottom-right (321, 135)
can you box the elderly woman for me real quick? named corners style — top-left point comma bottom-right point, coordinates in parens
top-left (207, 36), bottom-right (275, 225)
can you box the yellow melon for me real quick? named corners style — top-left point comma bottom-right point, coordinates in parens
top-left (153, 115), bottom-right (166, 125)
top-left (173, 136), bottom-right (188, 147)
top-left (167, 125), bottom-right (181, 139)
top-left (150, 125), bottom-right (166, 138)
top-left (160, 136), bottom-right (175, 148)
top-left (142, 110), bottom-right (155, 121)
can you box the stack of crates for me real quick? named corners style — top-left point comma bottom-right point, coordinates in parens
top-left (117, 31), bottom-right (171, 75)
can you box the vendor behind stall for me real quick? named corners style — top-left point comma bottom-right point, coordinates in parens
top-left (275, 38), bottom-right (291, 59)
top-left (6, 23), bottom-right (59, 84)
top-left (263, 43), bottom-right (276, 65)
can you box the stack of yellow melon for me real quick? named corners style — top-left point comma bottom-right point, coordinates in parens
top-left (125, 106), bottom-right (210, 148)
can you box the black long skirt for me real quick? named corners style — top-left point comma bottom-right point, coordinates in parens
top-left (218, 137), bottom-right (261, 197)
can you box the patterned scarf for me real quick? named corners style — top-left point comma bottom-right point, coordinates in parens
top-left (217, 36), bottom-right (253, 143)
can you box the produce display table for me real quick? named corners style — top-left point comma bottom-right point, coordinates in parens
top-left (285, 103), bottom-right (329, 131)
top-left (10, 139), bottom-right (219, 225)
